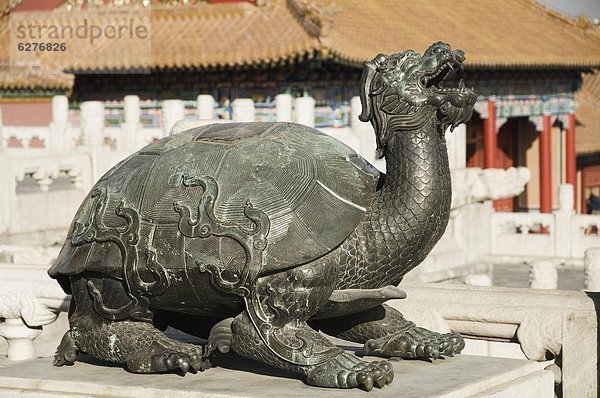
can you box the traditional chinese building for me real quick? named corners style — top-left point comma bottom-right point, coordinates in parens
top-left (2, 0), bottom-right (600, 213)
top-left (575, 71), bottom-right (600, 212)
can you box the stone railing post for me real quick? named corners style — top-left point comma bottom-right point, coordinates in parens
top-left (48, 95), bottom-right (69, 152)
top-left (0, 319), bottom-right (42, 360)
top-left (80, 101), bottom-right (105, 147)
top-left (162, 99), bottom-right (185, 136)
top-left (0, 106), bottom-right (4, 151)
top-left (232, 99), bottom-right (256, 122)
top-left (529, 260), bottom-right (557, 289)
top-left (120, 95), bottom-right (141, 152)
top-left (554, 184), bottom-right (574, 257)
top-left (293, 96), bottom-right (315, 127)
top-left (350, 96), bottom-right (370, 155)
top-left (80, 101), bottom-right (107, 182)
top-left (275, 94), bottom-right (293, 122)
top-left (0, 152), bottom-right (9, 234)
top-left (584, 247), bottom-right (600, 291)
top-left (350, 95), bottom-right (382, 166)
top-left (197, 95), bottom-right (216, 120)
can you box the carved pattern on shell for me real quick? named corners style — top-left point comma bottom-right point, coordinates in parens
top-left (174, 174), bottom-right (270, 298)
top-left (71, 187), bottom-right (170, 321)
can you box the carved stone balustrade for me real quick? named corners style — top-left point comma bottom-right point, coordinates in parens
top-left (394, 282), bottom-right (598, 397)
top-left (451, 167), bottom-right (530, 210)
top-left (490, 212), bottom-right (556, 257)
top-left (1, 126), bottom-right (51, 149)
top-left (0, 151), bottom-right (92, 235)
top-left (572, 214), bottom-right (600, 257)
top-left (490, 210), bottom-right (600, 260)
top-left (0, 263), bottom-right (70, 361)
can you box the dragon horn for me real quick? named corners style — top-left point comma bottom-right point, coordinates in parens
top-left (359, 54), bottom-right (385, 122)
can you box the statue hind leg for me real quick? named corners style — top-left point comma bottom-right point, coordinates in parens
top-left (218, 260), bottom-right (394, 391)
top-left (311, 304), bottom-right (464, 359)
top-left (54, 273), bottom-right (209, 374)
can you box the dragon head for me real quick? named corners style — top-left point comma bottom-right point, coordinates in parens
top-left (359, 42), bottom-right (477, 157)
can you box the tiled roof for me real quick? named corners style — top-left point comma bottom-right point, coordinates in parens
top-left (0, 14), bottom-right (72, 92)
top-left (1, 0), bottom-right (600, 86)
top-left (1, 0), bottom-right (22, 16)
top-left (0, 62), bottom-right (74, 92)
top-left (311, 0), bottom-right (600, 69)
top-left (0, 1), bottom-right (319, 73)
top-left (576, 71), bottom-right (600, 155)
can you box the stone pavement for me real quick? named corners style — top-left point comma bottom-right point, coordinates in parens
top-left (492, 264), bottom-right (584, 290)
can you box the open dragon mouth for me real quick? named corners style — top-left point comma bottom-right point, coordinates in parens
top-left (420, 60), bottom-right (468, 93)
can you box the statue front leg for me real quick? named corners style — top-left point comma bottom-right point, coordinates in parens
top-left (311, 304), bottom-right (464, 359)
top-left (56, 273), bottom-right (208, 374)
top-left (222, 260), bottom-right (394, 391)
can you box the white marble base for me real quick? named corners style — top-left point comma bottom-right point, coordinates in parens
top-left (0, 354), bottom-right (552, 397)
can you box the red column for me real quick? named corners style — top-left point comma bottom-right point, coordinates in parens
top-left (581, 167), bottom-right (587, 214)
top-left (484, 100), bottom-right (497, 169)
top-left (539, 115), bottom-right (553, 213)
top-left (566, 113), bottom-right (577, 211)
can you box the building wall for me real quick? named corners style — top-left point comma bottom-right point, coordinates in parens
top-left (0, 100), bottom-right (52, 126)
top-left (517, 124), bottom-right (563, 211)
top-left (517, 120), bottom-right (539, 210)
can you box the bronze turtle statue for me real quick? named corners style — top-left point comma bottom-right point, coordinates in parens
top-left (50, 42), bottom-right (476, 391)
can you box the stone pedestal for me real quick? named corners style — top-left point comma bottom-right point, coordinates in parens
top-left (0, 354), bottom-right (553, 397)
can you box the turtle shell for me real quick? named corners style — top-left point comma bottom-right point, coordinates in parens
top-left (49, 122), bottom-right (379, 284)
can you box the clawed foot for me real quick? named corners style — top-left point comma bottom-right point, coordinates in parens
top-left (207, 318), bottom-right (234, 356)
top-left (363, 327), bottom-right (464, 360)
top-left (149, 349), bottom-right (205, 375)
top-left (306, 352), bottom-right (393, 391)
top-left (53, 330), bottom-right (78, 366)
top-left (126, 341), bottom-right (209, 375)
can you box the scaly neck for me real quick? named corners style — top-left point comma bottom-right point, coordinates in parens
top-left (367, 117), bottom-right (452, 281)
